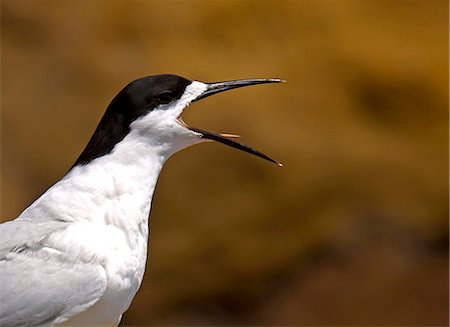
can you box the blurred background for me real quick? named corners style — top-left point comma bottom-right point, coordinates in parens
top-left (1, 0), bottom-right (448, 325)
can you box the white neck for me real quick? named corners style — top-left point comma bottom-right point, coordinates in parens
top-left (18, 80), bottom-right (208, 236)
top-left (19, 130), bottom-right (172, 235)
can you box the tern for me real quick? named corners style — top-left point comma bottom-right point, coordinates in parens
top-left (0, 74), bottom-right (283, 326)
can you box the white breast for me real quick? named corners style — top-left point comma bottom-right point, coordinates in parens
top-left (18, 133), bottom-right (169, 326)
top-left (53, 220), bottom-right (149, 326)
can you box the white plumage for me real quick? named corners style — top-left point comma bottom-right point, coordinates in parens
top-left (0, 76), bottom-right (281, 326)
top-left (0, 82), bottom-right (207, 326)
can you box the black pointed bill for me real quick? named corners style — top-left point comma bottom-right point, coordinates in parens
top-left (193, 78), bottom-right (284, 102)
top-left (186, 78), bottom-right (284, 166)
top-left (188, 126), bottom-right (282, 166)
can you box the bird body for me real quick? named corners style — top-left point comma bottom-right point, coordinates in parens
top-left (1, 120), bottom-right (163, 326)
top-left (0, 75), bottom-right (282, 326)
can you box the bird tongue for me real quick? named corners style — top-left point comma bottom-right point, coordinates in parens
top-left (188, 126), bottom-right (282, 166)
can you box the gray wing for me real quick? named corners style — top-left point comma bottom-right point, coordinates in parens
top-left (0, 219), bottom-right (66, 257)
top-left (0, 220), bottom-right (107, 327)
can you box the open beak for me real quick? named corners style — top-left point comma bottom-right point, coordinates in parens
top-left (188, 78), bottom-right (284, 167)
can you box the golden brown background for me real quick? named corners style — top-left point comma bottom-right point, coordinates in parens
top-left (1, 0), bottom-right (448, 325)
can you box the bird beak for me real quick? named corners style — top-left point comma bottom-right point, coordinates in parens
top-left (193, 78), bottom-right (284, 102)
top-left (189, 78), bottom-right (284, 166)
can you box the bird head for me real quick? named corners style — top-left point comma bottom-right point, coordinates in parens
top-left (74, 74), bottom-right (283, 166)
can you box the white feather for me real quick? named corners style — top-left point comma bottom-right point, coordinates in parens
top-left (0, 81), bottom-right (208, 326)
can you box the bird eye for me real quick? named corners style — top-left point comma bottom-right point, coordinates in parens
top-left (157, 91), bottom-right (174, 105)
